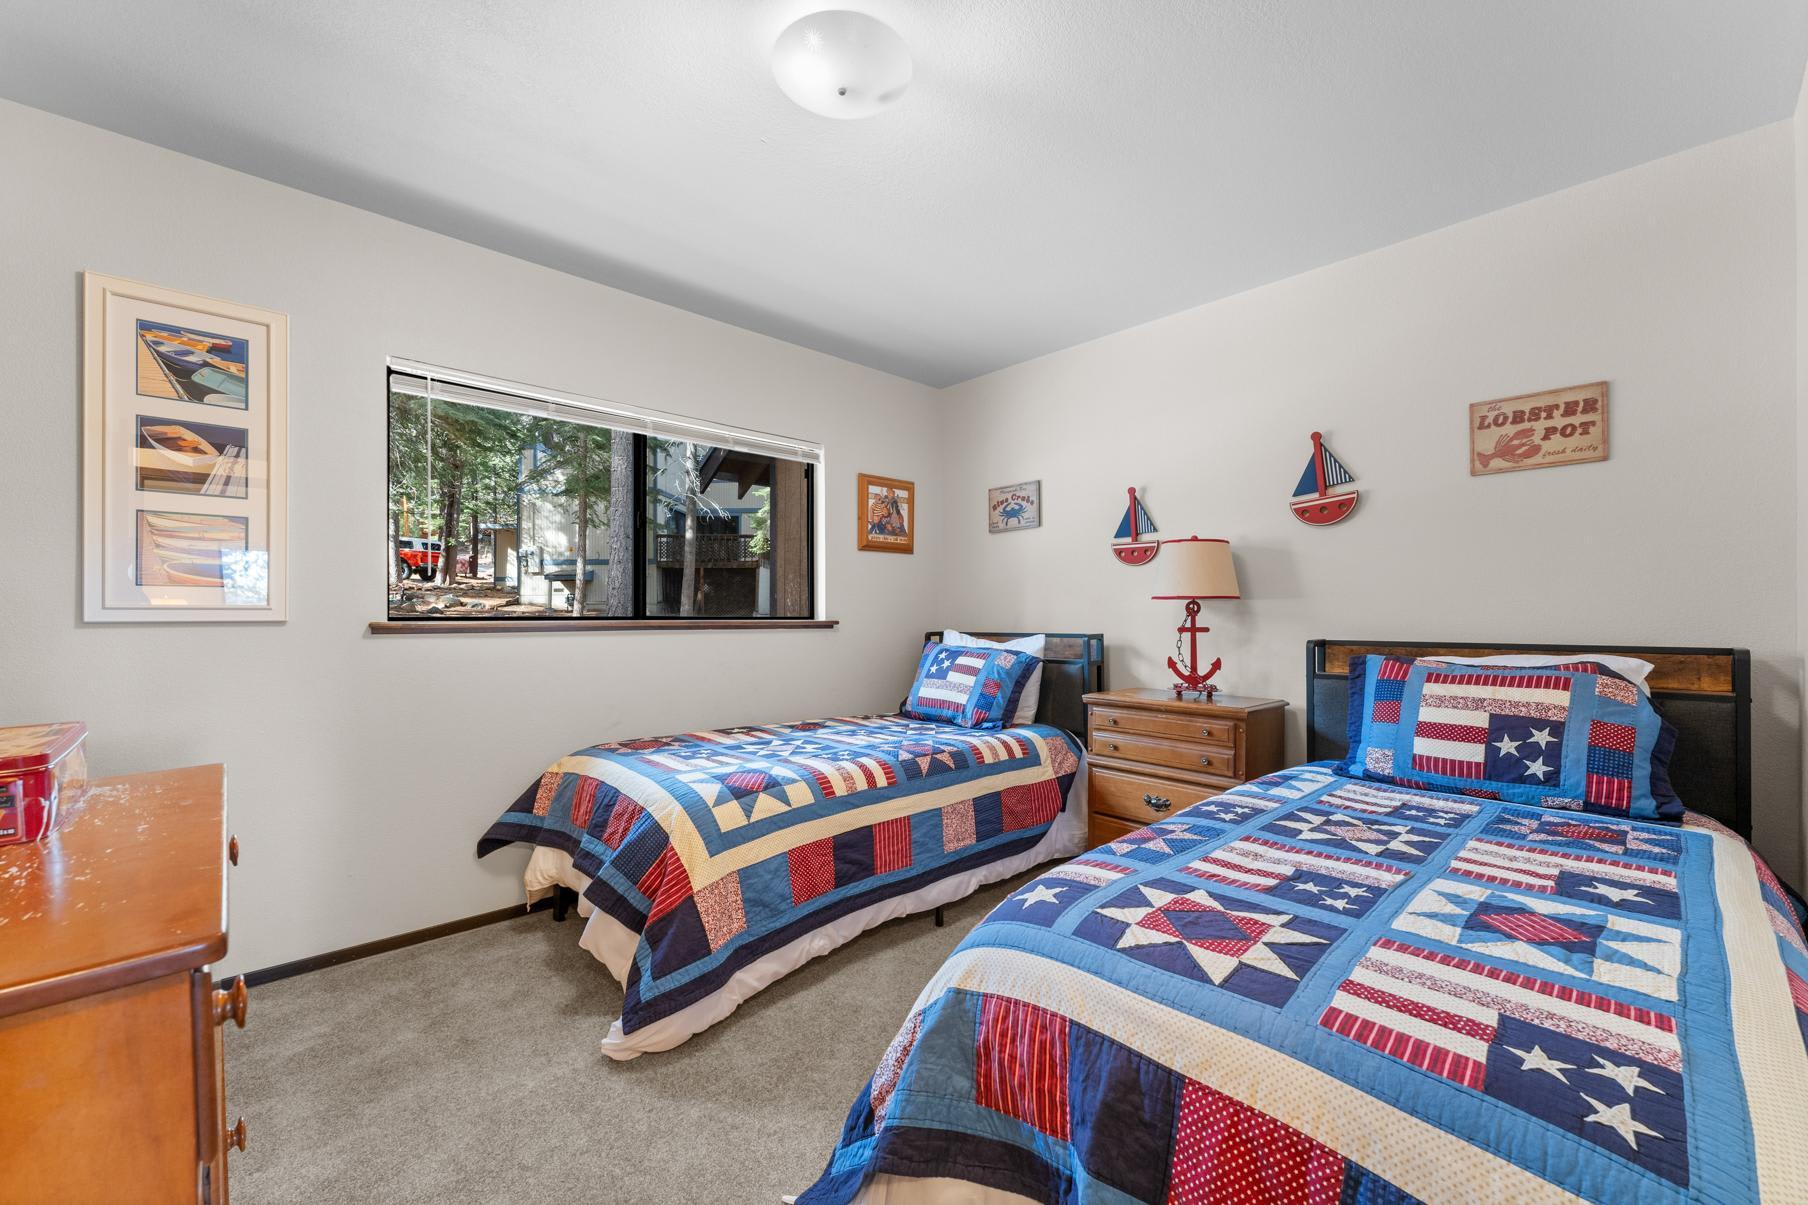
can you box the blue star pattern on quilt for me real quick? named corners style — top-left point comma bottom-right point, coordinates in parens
top-left (1447, 833), bottom-right (1683, 919)
top-left (1321, 932), bottom-right (1693, 1188)
top-left (1485, 807), bottom-right (1680, 862)
top-left (678, 761), bottom-right (818, 831)
top-left (1485, 1015), bottom-right (1688, 1184)
top-left (1074, 878), bottom-right (1342, 1004)
top-left (1177, 835), bottom-right (1409, 919)
top-left (1260, 808), bottom-right (1448, 861)
top-left (1317, 780), bottom-right (1481, 828)
top-left (1098, 821), bottom-right (1217, 865)
top-left (1184, 797), bottom-right (1276, 826)
top-left (1394, 878), bottom-right (1681, 1000)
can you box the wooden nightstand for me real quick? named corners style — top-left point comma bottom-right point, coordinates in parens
top-left (1082, 689), bottom-right (1288, 846)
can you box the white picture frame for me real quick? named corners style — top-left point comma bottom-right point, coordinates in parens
top-left (82, 273), bottom-right (289, 622)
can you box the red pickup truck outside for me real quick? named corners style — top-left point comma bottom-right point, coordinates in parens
top-left (396, 537), bottom-right (443, 581)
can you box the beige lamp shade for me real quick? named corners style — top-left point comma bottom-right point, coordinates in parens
top-left (1151, 537), bottom-right (1240, 600)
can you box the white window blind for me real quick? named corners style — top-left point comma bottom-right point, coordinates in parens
top-left (387, 357), bottom-right (824, 465)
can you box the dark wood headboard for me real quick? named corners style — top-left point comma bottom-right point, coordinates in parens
top-left (1304, 640), bottom-right (1752, 837)
top-left (923, 632), bottom-right (1105, 738)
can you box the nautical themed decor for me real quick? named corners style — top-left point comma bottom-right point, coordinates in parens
top-left (988, 480), bottom-right (1041, 533)
top-left (856, 472), bottom-right (915, 553)
top-left (1151, 536), bottom-right (1241, 697)
top-left (82, 273), bottom-right (288, 622)
top-left (1111, 487), bottom-right (1161, 565)
top-left (1290, 431), bottom-right (1360, 526)
top-left (1470, 381), bottom-right (1609, 475)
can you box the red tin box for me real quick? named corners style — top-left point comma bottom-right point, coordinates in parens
top-left (0, 722), bottom-right (88, 845)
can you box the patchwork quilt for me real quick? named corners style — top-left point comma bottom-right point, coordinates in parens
top-left (477, 714), bottom-right (1081, 1034)
top-left (803, 765), bottom-right (1808, 1204)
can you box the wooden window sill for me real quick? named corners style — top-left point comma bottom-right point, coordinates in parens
top-left (368, 618), bottom-right (839, 635)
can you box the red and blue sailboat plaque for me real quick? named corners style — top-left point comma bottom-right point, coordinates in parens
top-left (1290, 431), bottom-right (1359, 526)
top-left (1111, 487), bottom-right (1160, 565)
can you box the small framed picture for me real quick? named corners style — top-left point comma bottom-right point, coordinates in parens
top-left (988, 480), bottom-right (1041, 533)
top-left (857, 473), bottom-right (914, 554)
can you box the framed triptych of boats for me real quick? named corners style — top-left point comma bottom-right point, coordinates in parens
top-left (82, 273), bottom-right (288, 622)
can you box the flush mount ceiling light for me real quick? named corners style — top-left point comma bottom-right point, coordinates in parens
top-left (771, 10), bottom-right (912, 119)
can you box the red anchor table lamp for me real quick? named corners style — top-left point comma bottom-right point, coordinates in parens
top-left (1151, 536), bottom-right (1240, 697)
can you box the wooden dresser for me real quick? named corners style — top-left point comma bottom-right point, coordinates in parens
top-left (1083, 689), bottom-right (1288, 845)
top-left (0, 764), bottom-right (244, 1204)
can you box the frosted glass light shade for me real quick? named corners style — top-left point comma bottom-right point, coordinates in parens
top-left (1151, 538), bottom-right (1240, 600)
top-left (772, 11), bottom-right (912, 119)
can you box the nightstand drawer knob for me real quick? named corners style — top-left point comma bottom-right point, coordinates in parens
top-left (1143, 793), bottom-right (1172, 813)
top-left (1108, 716), bottom-right (1120, 726)
top-left (1107, 742), bottom-right (1120, 752)
top-left (225, 1117), bottom-right (247, 1153)
top-left (1201, 755), bottom-right (1214, 768)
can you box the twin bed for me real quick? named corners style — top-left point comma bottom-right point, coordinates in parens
top-left (478, 631), bottom-right (1103, 1058)
top-left (479, 637), bottom-right (1808, 1202)
top-left (800, 642), bottom-right (1808, 1203)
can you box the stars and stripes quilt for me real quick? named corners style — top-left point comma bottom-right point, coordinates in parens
top-left (802, 765), bottom-right (1808, 1203)
top-left (477, 714), bottom-right (1081, 1036)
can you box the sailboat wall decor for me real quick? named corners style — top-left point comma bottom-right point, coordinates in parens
top-left (1290, 431), bottom-right (1360, 526)
top-left (1111, 487), bottom-right (1160, 565)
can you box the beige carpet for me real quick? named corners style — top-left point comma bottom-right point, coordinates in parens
top-left (228, 874), bottom-right (1030, 1204)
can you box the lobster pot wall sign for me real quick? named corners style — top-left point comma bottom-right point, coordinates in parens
top-left (1470, 382), bottom-right (1608, 475)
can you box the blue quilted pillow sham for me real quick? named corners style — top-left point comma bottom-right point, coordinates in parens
top-left (902, 642), bottom-right (1042, 730)
top-left (1337, 655), bottom-right (1681, 821)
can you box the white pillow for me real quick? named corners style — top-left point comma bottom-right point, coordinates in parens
top-left (943, 630), bottom-right (1045, 725)
top-left (1432, 653), bottom-right (1654, 695)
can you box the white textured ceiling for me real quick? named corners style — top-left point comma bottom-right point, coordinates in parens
top-left (3, 1), bottom-right (1805, 386)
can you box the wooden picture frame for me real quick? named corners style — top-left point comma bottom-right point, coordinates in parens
top-left (1469, 381), bottom-right (1608, 476)
top-left (856, 472), bottom-right (914, 554)
top-left (83, 273), bottom-right (289, 622)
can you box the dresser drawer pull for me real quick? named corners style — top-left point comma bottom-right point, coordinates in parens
top-left (1201, 755), bottom-right (1215, 768)
top-left (1107, 716), bottom-right (1120, 726)
top-left (212, 976), bottom-right (249, 1028)
top-left (1142, 793), bottom-right (1173, 814)
top-left (1106, 741), bottom-right (1120, 752)
top-left (229, 835), bottom-right (239, 866)
top-left (225, 1118), bottom-right (247, 1153)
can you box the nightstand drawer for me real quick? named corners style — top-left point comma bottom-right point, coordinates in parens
top-left (1090, 765), bottom-right (1221, 825)
top-left (1090, 730), bottom-right (1239, 779)
top-left (1088, 811), bottom-right (1148, 847)
top-left (1091, 704), bottom-right (1238, 747)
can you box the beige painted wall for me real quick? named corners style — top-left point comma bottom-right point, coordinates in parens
top-left (0, 100), bottom-right (947, 975)
top-left (939, 123), bottom-right (1804, 886)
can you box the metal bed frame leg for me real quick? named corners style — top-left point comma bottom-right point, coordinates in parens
top-left (552, 885), bottom-right (574, 923)
top-left (933, 905), bottom-right (944, 928)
